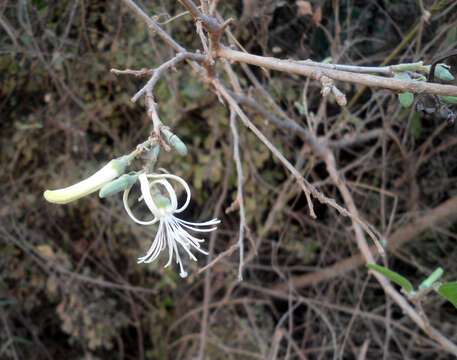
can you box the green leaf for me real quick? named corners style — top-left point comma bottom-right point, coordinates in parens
top-left (437, 282), bottom-right (457, 309)
top-left (321, 57), bottom-right (333, 64)
top-left (366, 264), bottom-right (414, 293)
top-left (294, 101), bottom-right (306, 115)
top-left (394, 72), bottom-right (414, 108)
top-left (394, 72), bottom-right (410, 80)
top-left (440, 95), bottom-right (457, 104)
top-left (14, 122), bottom-right (43, 130)
top-left (398, 92), bottom-right (414, 107)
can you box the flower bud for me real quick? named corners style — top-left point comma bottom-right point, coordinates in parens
top-left (44, 155), bottom-right (130, 204)
top-left (434, 64), bottom-right (454, 82)
top-left (161, 128), bottom-right (187, 156)
top-left (99, 173), bottom-right (138, 198)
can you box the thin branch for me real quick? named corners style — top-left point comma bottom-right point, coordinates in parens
top-left (213, 79), bottom-right (315, 218)
top-left (178, 0), bottom-right (226, 33)
top-left (198, 242), bottom-right (239, 274)
top-left (213, 80), bottom-right (382, 252)
top-left (128, 52), bottom-right (206, 102)
top-left (229, 108), bottom-right (246, 281)
top-left (299, 60), bottom-right (429, 75)
top-left (111, 68), bottom-right (154, 77)
top-left (197, 156), bottom-right (232, 360)
top-left (121, 0), bottom-right (208, 81)
top-left (122, 0), bottom-right (185, 52)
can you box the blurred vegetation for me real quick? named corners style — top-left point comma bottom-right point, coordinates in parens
top-left (1, 0), bottom-right (457, 359)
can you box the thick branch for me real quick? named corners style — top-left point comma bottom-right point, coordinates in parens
top-left (217, 46), bottom-right (457, 97)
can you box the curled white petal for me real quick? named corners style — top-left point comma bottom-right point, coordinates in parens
top-left (123, 186), bottom-right (158, 225)
top-left (146, 173), bottom-right (191, 213)
top-left (139, 173), bottom-right (161, 216)
top-left (149, 179), bottom-right (178, 211)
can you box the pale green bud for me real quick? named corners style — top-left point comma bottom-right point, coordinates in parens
top-left (419, 267), bottom-right (444, 290)
top-left (162, 128), bottom-right (187, 156)
top-left (434, 64), bottom-right (454, 82)
top-left (99, 173), bottom-right (138, 198)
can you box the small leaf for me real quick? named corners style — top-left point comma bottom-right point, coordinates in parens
top-left (394, 71), bottom-right (411, 80)
top-left (394, 72), bottom-right (414, 108)
top-left (321, 56), bottom-right (332, 64)
top-left (398, 92), bottom-right (414, 107)
top-left (366, 264), bottom-right (414, 293)
top-left (294, 101), bottom-right (306, 115)
top-left (437, 282), bottom-right (457, 309)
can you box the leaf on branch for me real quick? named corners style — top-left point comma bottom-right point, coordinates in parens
top-left (398, 92), bottom-right (414, 108)
top-left (437, 282), bottom-right (457, 309)
top-left (366, 264), bottom-right (414, 293)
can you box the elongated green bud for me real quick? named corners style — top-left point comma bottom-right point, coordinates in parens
top-left (44, 155), bottom-right (130, 204)
top-left (419, 267), bottom-right (444, 290)
top-left (161, 128), bottom-right (187, 156)
top-left (99, 174), bottom-right (138, 198)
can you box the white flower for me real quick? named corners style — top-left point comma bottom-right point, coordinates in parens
top-left (123, 173), bottom-right (220, 278)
